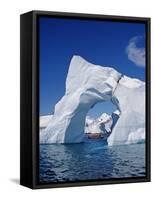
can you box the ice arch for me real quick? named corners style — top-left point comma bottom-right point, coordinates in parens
top-left (40, 56), bottom-right (145, 145)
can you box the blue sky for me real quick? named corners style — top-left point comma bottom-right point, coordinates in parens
top-left (39, 17), bottom-right (146, 117)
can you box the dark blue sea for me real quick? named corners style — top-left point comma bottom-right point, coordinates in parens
top-left (39, 140), bottom-right (145, 183)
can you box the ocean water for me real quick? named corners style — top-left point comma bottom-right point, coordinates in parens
top-left (39, 140), bottom-right (145, 183)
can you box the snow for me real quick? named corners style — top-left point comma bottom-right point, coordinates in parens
top-left (85, 116), bottom-right (94, 125)
top-left (97, 113), bottom-right (113, 133)
top-left (40, 55), bottom-right (145, 145)
top-left (84, 116), bottom-right (94, 133)
top-left (85, 122), bottom-right (102, 134)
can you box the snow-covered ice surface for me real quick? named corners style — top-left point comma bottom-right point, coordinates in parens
top-left (40, 56), bottom-right (145, 146)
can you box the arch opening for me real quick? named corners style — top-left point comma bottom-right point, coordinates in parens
top-left (85, 99), bottom-right (120, 140)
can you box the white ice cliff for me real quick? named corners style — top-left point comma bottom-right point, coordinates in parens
top-left (40, 56), bottom-right (145, 145)
top-left (107, 76), bottom-right (145, 146)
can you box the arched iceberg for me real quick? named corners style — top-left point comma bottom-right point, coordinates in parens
top-left (40, 56), bottom-right (145, 146)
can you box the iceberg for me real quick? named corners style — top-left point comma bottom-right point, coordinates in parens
top-left (40, 56), bottom-right (145, 145)
top-left (107, 75), bottom-right (145, 146)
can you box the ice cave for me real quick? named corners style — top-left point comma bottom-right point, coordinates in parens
top-left (40, 56), bottom-right (145, 146)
